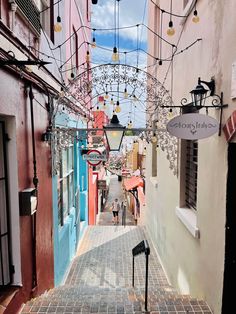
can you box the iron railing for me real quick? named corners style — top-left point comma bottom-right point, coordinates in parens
top-left (132, 240), bottom-right (150, 311)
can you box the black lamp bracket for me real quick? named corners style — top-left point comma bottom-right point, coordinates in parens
top-left (198, 77), bottom-right (215, 96)
top-left (160, 77), bottom-right (228, 136)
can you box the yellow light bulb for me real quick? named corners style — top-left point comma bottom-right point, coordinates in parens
top-left (124, 89), bottom-right (128, 99)
top-left (115, 105), bottom-right (121, 113)
top-left (110, 98), bottom-right (114, 105)
top-left (168, 109), bottom-right (174, 119)
top-left (167, 27), bottom-right (175, 36)
top-left (128, 122), bottom-right (133, 129)
top-left (91, 38), bottom-right (96, 48)
top-left (104, 93), bottom-right (109, 99)
top-left (86, 51), bottom-right (90, 62)
top-left (59, 91), bottom-right (65, 98)
top-left (54, 22), bottom-right (62, 32)
top-left (151, 136), bottom-right (157, 143)
top-left (112, 53), bottom-right (119, 62)
top-left (112, 47), bottom-right (119, 62)
top-left (192, 15), bottom-right (200, 23)
top-left (54, 16), bottom-right (62, 32)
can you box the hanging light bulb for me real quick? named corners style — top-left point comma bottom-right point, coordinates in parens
top-left (133, 94), bottom-right (137, 101)
top-left (91, 37), bottom-right (96, 48)
top-left (110, 97), bottom-right (114, 105)
top-left (54, 16), bottom-right (62, 32)
top-left (115, 101), bottom-right (121, 113)
top-left (59, 87), bottom-right (65, 98)
top-left (151, 134), bottom-right (157, 143)
top-left (192, 9), bottom-right (200, 23)
top-left (124, 88), bottom-right (128, 99)
top-left (103, 100), bottom-right (107, 110)
top-left (167, 20), bottom-right (175, 36)
top-left (128, 120), bottom-right (133, 129)
top-left (96, 105), bottom-right (100, 111)
top-left (168, 108), bottom-right (174, 119)
top-left (104, 91), bottom-right (109, 99)
top-left (112, 47), bottom-right (119, 62)
top-left (86, 50), bottom-right (90, 62)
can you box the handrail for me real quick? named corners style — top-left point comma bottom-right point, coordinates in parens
top-left (132, 240), bottom-right (150, 311)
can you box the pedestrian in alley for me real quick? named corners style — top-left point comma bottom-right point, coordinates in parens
top-left (110, 198), bottom-right (120, 225)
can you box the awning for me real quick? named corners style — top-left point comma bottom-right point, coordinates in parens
top-left (123, 176), bottom-right (144, 191)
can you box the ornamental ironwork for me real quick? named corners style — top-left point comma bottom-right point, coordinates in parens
top-left (64, 63), bottom-right (178, 175)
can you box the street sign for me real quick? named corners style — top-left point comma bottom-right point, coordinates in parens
top-left (83, 149), bottom-right (107, 166)
top-left (167, 113), bottom-right (219, 140)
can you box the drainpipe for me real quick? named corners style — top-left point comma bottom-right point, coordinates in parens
top-left (29, 83), bottom-right (38, 292)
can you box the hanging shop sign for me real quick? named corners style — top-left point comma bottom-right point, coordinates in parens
top-left (83, 149), bottom-right (107, 166)
top-left (167, 113), bottom-right (219, 140)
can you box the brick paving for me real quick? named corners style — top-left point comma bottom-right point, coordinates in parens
top-left (21, 177), bottom-right (212, 314)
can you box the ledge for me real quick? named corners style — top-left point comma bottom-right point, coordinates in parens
top-left (175, 206), bottom-right (200, 239)
top-left (150, 177), bottom-right (158, 188)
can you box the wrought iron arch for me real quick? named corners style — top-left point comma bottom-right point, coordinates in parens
top-left (65, 63), bottom-right (178, 175)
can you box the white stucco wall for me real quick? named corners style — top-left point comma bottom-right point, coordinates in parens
top-left (145, 0), bottom-right (236, 313)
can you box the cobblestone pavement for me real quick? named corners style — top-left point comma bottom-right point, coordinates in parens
top-left (21, 226), bottom-right (212, 313)
top-left (97, 176), bottom-right (136, 226)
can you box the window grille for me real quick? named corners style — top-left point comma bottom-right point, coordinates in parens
top-left (15, 0), bottom-right (41, 34)
top-left (185, 140), bottom-right (198, 210)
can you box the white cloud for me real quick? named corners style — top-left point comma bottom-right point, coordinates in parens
top-left (91, 0), bottom-right (147, 43)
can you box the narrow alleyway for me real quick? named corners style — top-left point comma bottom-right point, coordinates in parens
top-left (21, 177), bottom-right (212, 314)
top-left (97, 175), bottom-right (136, 226)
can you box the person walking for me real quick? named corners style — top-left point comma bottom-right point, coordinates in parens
top-left (111, 198), bottom-right (120, 225)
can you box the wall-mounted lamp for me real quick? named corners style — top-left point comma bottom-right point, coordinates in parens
top-left (161, 77), bottom-right (228, 136)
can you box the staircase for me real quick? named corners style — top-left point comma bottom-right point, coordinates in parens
top-left (21, 226), bottom-right (212, 313)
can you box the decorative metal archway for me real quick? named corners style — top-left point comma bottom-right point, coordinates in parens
top-left (54, 63), bottom-right (178, 175)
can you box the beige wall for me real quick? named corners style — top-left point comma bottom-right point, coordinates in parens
top-left (145, 0), bottom-right (236, 313)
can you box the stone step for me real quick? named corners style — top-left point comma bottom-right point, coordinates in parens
top-left (21, 285), bottom-right (212, 313)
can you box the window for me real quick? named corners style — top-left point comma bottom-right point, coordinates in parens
top-left (40, 0), bottom-right (54, 42)
top-left (185, 140), bottom-right (198, 210)
top-left (15, 0), bottom-right (41, 34)
top-left (58, 146), bottom-right (74, 226)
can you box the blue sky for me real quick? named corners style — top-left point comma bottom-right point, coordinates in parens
top-left (91, 0), bottom-right (148, 127)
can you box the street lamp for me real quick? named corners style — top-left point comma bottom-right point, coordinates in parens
top-left (104, 114), bottom-right (125, 151)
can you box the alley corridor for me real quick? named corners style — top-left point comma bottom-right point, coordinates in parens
top-left (20, 177), bottom-right (212, 314)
